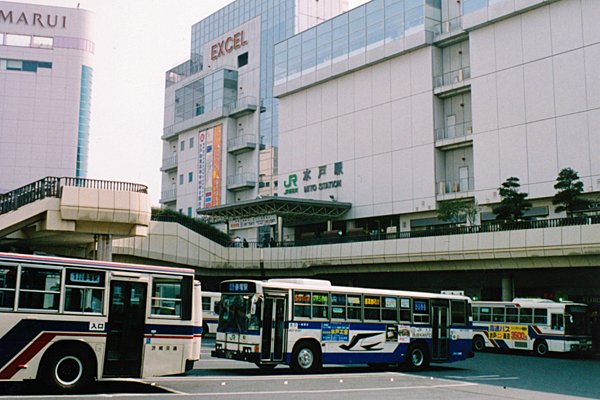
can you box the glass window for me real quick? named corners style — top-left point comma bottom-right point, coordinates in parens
top-left (312, 292), bottom-right (328, 319)
top-left (202, 296), bottom-right (211, 311)
top-left (151, 278), bottom-right (182, 317)
top-left (400, 297), bottom-right (411, 322)
top-left (519, 308), bottom-right (533, 324)
top-left (293, 291), bottom-right (311, 318)
top-left (451, 300), bottom-right (467, 325)
top-left (479, 306), bottom-right (491, 322)
top-left (506, 307), bottom-right (518, 323)
top-left (5, 33), bottom-right (30, 47)
top-left (179, 174), bottom-right (183, 185)
top-left (347, 294), bottom-right (362, 320)
top-left (534, 308), bottom-right (548, 324)
top-left (64, 269), bottom-right (104, 313)
top-left (382, 296), bottom-right (397, 321)
top-left (0, 267), bottom-right (17, 309)
top-left (18, 267), bottom-right (61, 310)
top-left (492, 307), bottom-right (504, 322)
top-left (180, 140), bottom-right (185, 151)
top-left (189, 172), bottom-right (193, 182)
top-left (189, 137), bottom-right (194, 148)
top-left (364, 295), bottom-right (381, 320)
top-left (331, 293), bottom-right (346, 319)
top-left (551, 313), bottom-right (564, 330)
top-left (32, 36), bottom-right (53, 48)
top-left (413, 299), bottom-right (429, 323)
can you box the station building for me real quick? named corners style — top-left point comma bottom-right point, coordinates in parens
top-left (0, 1), bottom-right (95, 193)
top-left (160, 0), bottom-right (349, 239)
top-left (274, 0), bottom-right (600, 238)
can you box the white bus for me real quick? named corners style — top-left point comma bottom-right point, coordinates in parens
top-left (202, 291), bottom-right (221, 336)
top-left (0, 252), bottom-right (202, 392)
top-left (212, 279), bottom-right (473, 372)
top-left (472, 298), bottom-right (592, 356)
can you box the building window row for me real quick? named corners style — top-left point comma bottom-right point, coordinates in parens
top-left (0, 58), bottom-right (52, 72)
top-left (0, 33), bottom-right (53, 48)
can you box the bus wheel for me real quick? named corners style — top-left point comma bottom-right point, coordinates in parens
top-left (41, 347), bottom-right (94, 393)
top-left (473, 335), bottom-right (485, 351)
top-left (534, 339), bottom-right (549, 356)
top-left (291, 342), bottom-right (321, 374)
top-left (406, 343), bottom-right (429, 372)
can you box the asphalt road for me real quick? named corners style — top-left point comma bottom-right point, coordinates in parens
top-left (2, 338), bottom-right (599, 399)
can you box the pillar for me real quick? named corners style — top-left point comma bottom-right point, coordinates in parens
top-left (277, 216), bottom-right (283, 242)
top-left (97, 234), bottom-right (113, 262)
top-left (501, 275), bottom-right (514, 301)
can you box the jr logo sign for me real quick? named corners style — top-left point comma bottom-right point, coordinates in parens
top-left (283, 174), bottom-right (298, 195)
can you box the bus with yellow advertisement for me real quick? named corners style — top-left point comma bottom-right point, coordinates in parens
top-left (472, 298), bottom-right (592, 356)
top-left (212, 278), bottom-right (473, 372)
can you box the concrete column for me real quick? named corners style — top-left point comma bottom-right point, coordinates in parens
top-left (327, 220), bottom-right (332, 231)
top-left (501, 275), bottom-right (513, 301)
top-left (97, 234), bottom-right (113, 262)
top-left (277, 216), bottom-right (283, 242)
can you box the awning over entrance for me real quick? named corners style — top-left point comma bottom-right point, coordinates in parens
top-left (196, 197), bottom-right (352, 224)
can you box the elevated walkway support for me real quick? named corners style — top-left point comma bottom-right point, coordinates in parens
top-left (0, 177), bottom-right (151, 259)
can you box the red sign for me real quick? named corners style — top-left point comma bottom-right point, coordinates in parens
top-left (211, 31), bottom-right (248, 60)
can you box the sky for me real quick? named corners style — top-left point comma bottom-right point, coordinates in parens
top-left (10, 0), bottom-right (369, 206)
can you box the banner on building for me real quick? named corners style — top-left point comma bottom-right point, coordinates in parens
top-left (229, 215), bottom-right (277, 230)
top-left (212, 125), bottom-right (222, 207)
top-left (197, 130), bottom-right (206, 209)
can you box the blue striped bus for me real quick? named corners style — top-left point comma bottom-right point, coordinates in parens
top-left (0, 252), bottom-right (202, 392)
top-left (212, 278), bottom-right (473, 372)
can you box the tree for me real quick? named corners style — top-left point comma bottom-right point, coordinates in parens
top-left (437, 199), bottom-right (479, 225)
top-left (492, 177), bottom-right (532, 221)
top-left (552, 168), bottom-right (591, 216)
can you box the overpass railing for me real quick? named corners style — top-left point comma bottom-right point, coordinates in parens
top-left (234, 215), bottom-right (600, 248)
top-left (0, 177), bottom-right (148, 216)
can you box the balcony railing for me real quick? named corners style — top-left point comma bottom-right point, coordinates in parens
top-left (437, 178), bottom-right (474, 195)
top-left (435, 121), bottom-right (473, 141)
top-left (226, 173), bottom-right (257, 191)
top-left (228, 133), bottom-right (257, 155)
top-left (160, 188), bottom-right (177, 203)
top-left (434, 66), bottom-right (471, 88)
top-left (225, 96), bottom-right (259, 118)
top-left (161, 155), bottom-right (178, 171)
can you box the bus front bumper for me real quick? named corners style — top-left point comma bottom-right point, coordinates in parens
top-left (212, 348), bottom-right (260, 363)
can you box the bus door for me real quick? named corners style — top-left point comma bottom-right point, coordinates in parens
top-left (261, 295), bottom-right (287, 362)
top-left (431, 300), bottom-right (450, 361)
top-left (103, 280), bottom-right (147, 377)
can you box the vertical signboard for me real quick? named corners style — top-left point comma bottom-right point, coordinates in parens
top-left (205, 127), bottom-right (214, 208)
top-left (212, 125), bottom-right (222, 207)
top-left (197, 130), bottom-right (206, 209)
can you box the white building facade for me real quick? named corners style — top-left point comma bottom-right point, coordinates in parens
top-left (160, 0), bottom-right (348, 240)
top-left (275, 0), bottom-right (600, 237)
top-left (0, 2), bottom-right (95, 193)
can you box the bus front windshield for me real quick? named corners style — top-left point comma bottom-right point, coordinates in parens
top-left (565, 305), bottom-right (590, 335)
top-left (218, 294), bottom-right (260, 333)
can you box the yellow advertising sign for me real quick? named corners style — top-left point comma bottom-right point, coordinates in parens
top-left (488, 324), bottom-right (528, 341)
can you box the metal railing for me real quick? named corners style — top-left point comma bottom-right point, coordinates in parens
top-left (226, 173), bottom-right (257, 188)
top-left (435, 121), bottom-right (473, 141)
top-left (237, 215), bottom-right (600, 248)
top-left (162, 155), bottom-right (178, 170)
top-left (161, 188), bottom-right (177, 202)
top-left (0, 177), bottom-right (148, 216)
top-left (434, 66), bottom-right (471, 88)
top-left (224, 96), bottom-right (259, 115)
top-left (437, 178), bottom-right (474, 194)
top-left (431, 16), bottom-right (463, 36)
top-left (228, 133), bottom-right (257, 151)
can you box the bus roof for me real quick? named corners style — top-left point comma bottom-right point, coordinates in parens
top-left (0, 252), bottom-right (195, 277)
top-left (472, 299), bottom-right (588, 307)
top-left (221, 278), bottom-right (471, 301)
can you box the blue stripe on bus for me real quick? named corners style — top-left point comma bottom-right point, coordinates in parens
top-left (0, 320), bottom-right (92, 371)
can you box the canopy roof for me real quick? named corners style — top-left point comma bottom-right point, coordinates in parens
top-left (197, 197), bottom-right (352, 224)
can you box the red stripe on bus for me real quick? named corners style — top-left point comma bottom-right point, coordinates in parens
top-left (0, 332), bottom-right (105, 380)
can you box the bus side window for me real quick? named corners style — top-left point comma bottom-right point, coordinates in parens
top-left (551, 313), bottom-right (564, 330)
top-left (382, 296), bottom-right (397, 321)
top-left (312, 292), bottom-right (329, 319)
top-left (480, 307), bottom-right (491, 322)
top-left (202, 296), bottom-right (211, 311)
top-left (364, 295), bottom-right (381, 320)
top-left (506, 308), bottom-right (518, 323)
top-left (534, 308), bottom-right (547, 324)
top-left (293, 291), bottom-right (311, 318)
top-left (519, 308), bottom-right (533, 324)
top-left (400, 298), bottom-right (411, 323)
top-left (0, 267), bottom-right (17, 309)
top-left (151, 277), bottom-right (183, 317)
top-left (451, 300), bottom-right (467, 326)
top-left (472, 306), bottom-right (479, 322)
top-left (19, 267), bottom-right (61, 311)
top-left (331, 293), bottom-right (346, 319)
top-left (64, 269), bottom-right (105, 314)
top-left (492, 307), bottom-right (504, 323)
top-left (347, 294), bottom-right (362, 320)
